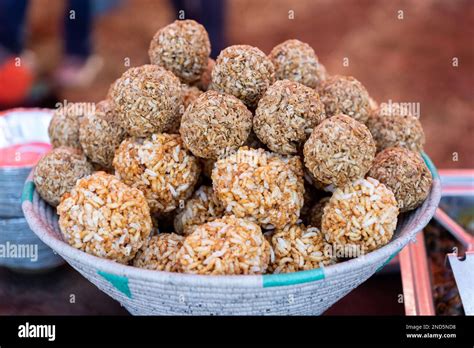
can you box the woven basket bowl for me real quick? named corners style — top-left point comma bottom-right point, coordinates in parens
top-left (22, 154), bottom-right (440, 315)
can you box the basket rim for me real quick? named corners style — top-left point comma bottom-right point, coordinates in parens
top-left (21, 153), bottom-right (441, 288)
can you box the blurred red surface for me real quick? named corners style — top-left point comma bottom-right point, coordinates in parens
top-left (0, 58), bottom-right (33, 105)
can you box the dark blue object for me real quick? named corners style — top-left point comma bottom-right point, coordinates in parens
top-left (0, 0), bottom-right (93, 59)
top-left (171, 0), bottom-right (226, 58)
top-left (0, 0), bottom-right (28, 55)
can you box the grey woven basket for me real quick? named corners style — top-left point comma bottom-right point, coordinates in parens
top-left (21, 154), bottom-right (441, 315)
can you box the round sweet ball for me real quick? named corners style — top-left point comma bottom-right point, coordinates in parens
top-left (211, 45), bottom-right (275, 108)
top-left (149, 19), bottom-right (210, 84)
top-left (318, 75), bottom-right (371, 124)
top-left (366, 107), bottom-right (425, 153)
top-left (174, 186), bottom-right (224, 235)
top-left (79, 100), bottom-right (127, 170)
top-left (322, 177), bottom-right (399, 254)
top-left (268, 146), bottom-right (305, 178)
top-left (308, 196), bottom-right (331, 230)
top-left (48, 102), bottom-right (90, 149)
top-left (110, 64), bottom-right (183, 137)
top-left (58, 172), bottom-right (152, 263)
top-left (133, 233), bottom-right (184, 272)
top-left (368, 147), bottom-right (432, 212)
top-left (113, 133), bottom-right (200, 215)
top-left (253, 79), bottom-right (326, 154)
top-left (268, 39), bottom-right (327, 88)
top-left (166, 85), bottom-right (203, 134)
top-left (177, 216), bottom-right (271, 275)
top-left (303, 114), bottom-right (376, 189)
top-left (180, 90), bottom-right (252, 159)
top-left (212, 147), bottom-right (305, 229)
top-left (268, 224), bottom-right (335, 274)
top-left (34, 147), bottom-right (93, 207)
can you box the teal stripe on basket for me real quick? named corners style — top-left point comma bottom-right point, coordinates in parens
top-left (97, 271), bottom-right (132, 298)
top-left (21, 181), bottom-right (35, 203)
top-left (263, 267), bottom-right (325, 287)
top-left (421, 152), bottom-right (439, 179)
top-left (376, 248), bottom-right (402, 272)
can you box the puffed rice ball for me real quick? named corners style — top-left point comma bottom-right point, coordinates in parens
top-left (368, 147), bottom-right (432, 212)
top-left (307, 196), bottom-right (331, 229)
top-left (133, 233), bottom-right (184, 272)
top-left (272, 150), bottom-right (306, 178)
top-left (176, 215), bottom-right (271, 275)
top-left (166, 85), bottom-right (203, 134)
top-left (253, 79), bottom-right (326, 154)
top-left (198, 130), bottom-right (264, 179)
top-left (268, 39), bottom-right (327, 88)
top-left (113, 133), bottom-right (200, 215)
top-left (174, 186), bottom-right (224, 235)
top-left (212, 147), bottom-right (304, 229)
top-left (79, 100), bottom-right (126, 169)
top-left (318, 75), bottom-right (371, 124)
top-left (58, 172), bottom-right (152, 263)
top-left (211, 45), bottom-right (275, 108)
top-left (34, 147), bottom-right (93, 206)
top-left (180, 90), bottom-right (252, 159)
top-left (322, 177), bottom-right (399, 254)
top-left (48, 102), bottom-right (90, 149)
top-left (367, 106), bottom-right (425, 152)
top-left (303, 114), bottom-right (376, 189)
top-left (110, 64), bottom-right (183, 137)
top-left (268, 224), bottom-right (335, 274)
top-left (149, 20), bottom-right (211, 84)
